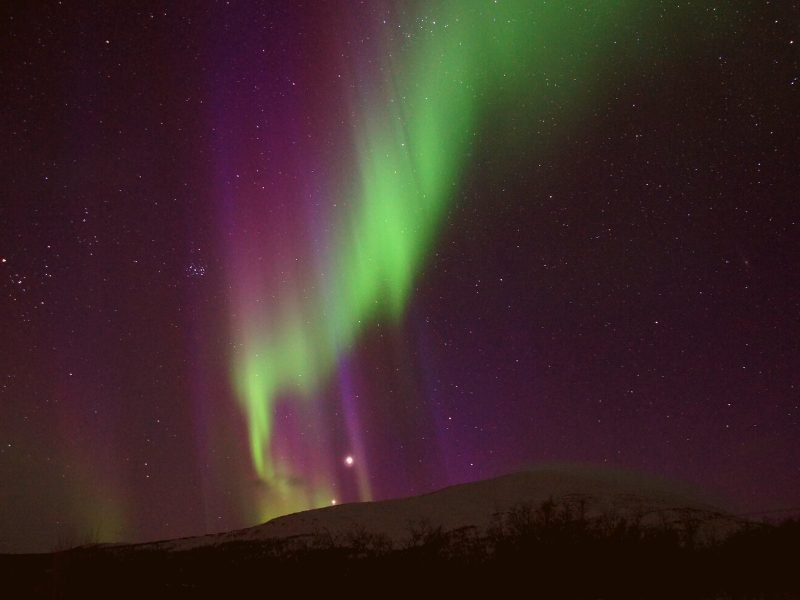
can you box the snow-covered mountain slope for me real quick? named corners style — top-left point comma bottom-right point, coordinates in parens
top-left (141, 465), bottom-right (742, 552)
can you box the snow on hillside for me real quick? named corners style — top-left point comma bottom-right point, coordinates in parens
top-left (140, 465), bottom-right (741, 552)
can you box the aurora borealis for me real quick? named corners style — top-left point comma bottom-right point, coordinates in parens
top-left (2, 1), bottom-right (799, 552)
top-left (229, 0), bottom-right (641, 520)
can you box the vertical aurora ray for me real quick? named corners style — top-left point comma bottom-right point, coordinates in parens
top-left (53, 371), bottom-right (130, 544)
top-left (335, 358), bottom-right (372, 502)
top-left (226, 1), bottom-right (642, 518)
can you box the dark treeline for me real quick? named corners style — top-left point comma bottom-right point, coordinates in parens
top-left (2, 499), bottom-right (798, 598)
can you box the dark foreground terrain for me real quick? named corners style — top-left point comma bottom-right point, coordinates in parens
top-left (2, 500), bottom-right (798, 599)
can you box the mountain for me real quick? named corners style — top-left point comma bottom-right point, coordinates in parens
top-left (5, 466), bottom-right (797, 598)
top-left (145, 464), bottom-right (741, 552)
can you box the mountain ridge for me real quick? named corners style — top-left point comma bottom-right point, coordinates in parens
top-left (133, 464), bottom-right (740, 552)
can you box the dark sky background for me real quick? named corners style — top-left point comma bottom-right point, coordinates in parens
top-left (1, 1), bottom-right (798, 553)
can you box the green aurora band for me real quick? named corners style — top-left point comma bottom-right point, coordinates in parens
top-left (232, 0), bottom-right (647, 515)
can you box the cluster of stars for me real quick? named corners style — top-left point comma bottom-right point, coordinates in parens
top-left (185, 263), bottom-right (207, 279)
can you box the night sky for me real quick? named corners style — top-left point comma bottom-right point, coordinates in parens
top-left (2, 1), bottom-right (798, 553)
